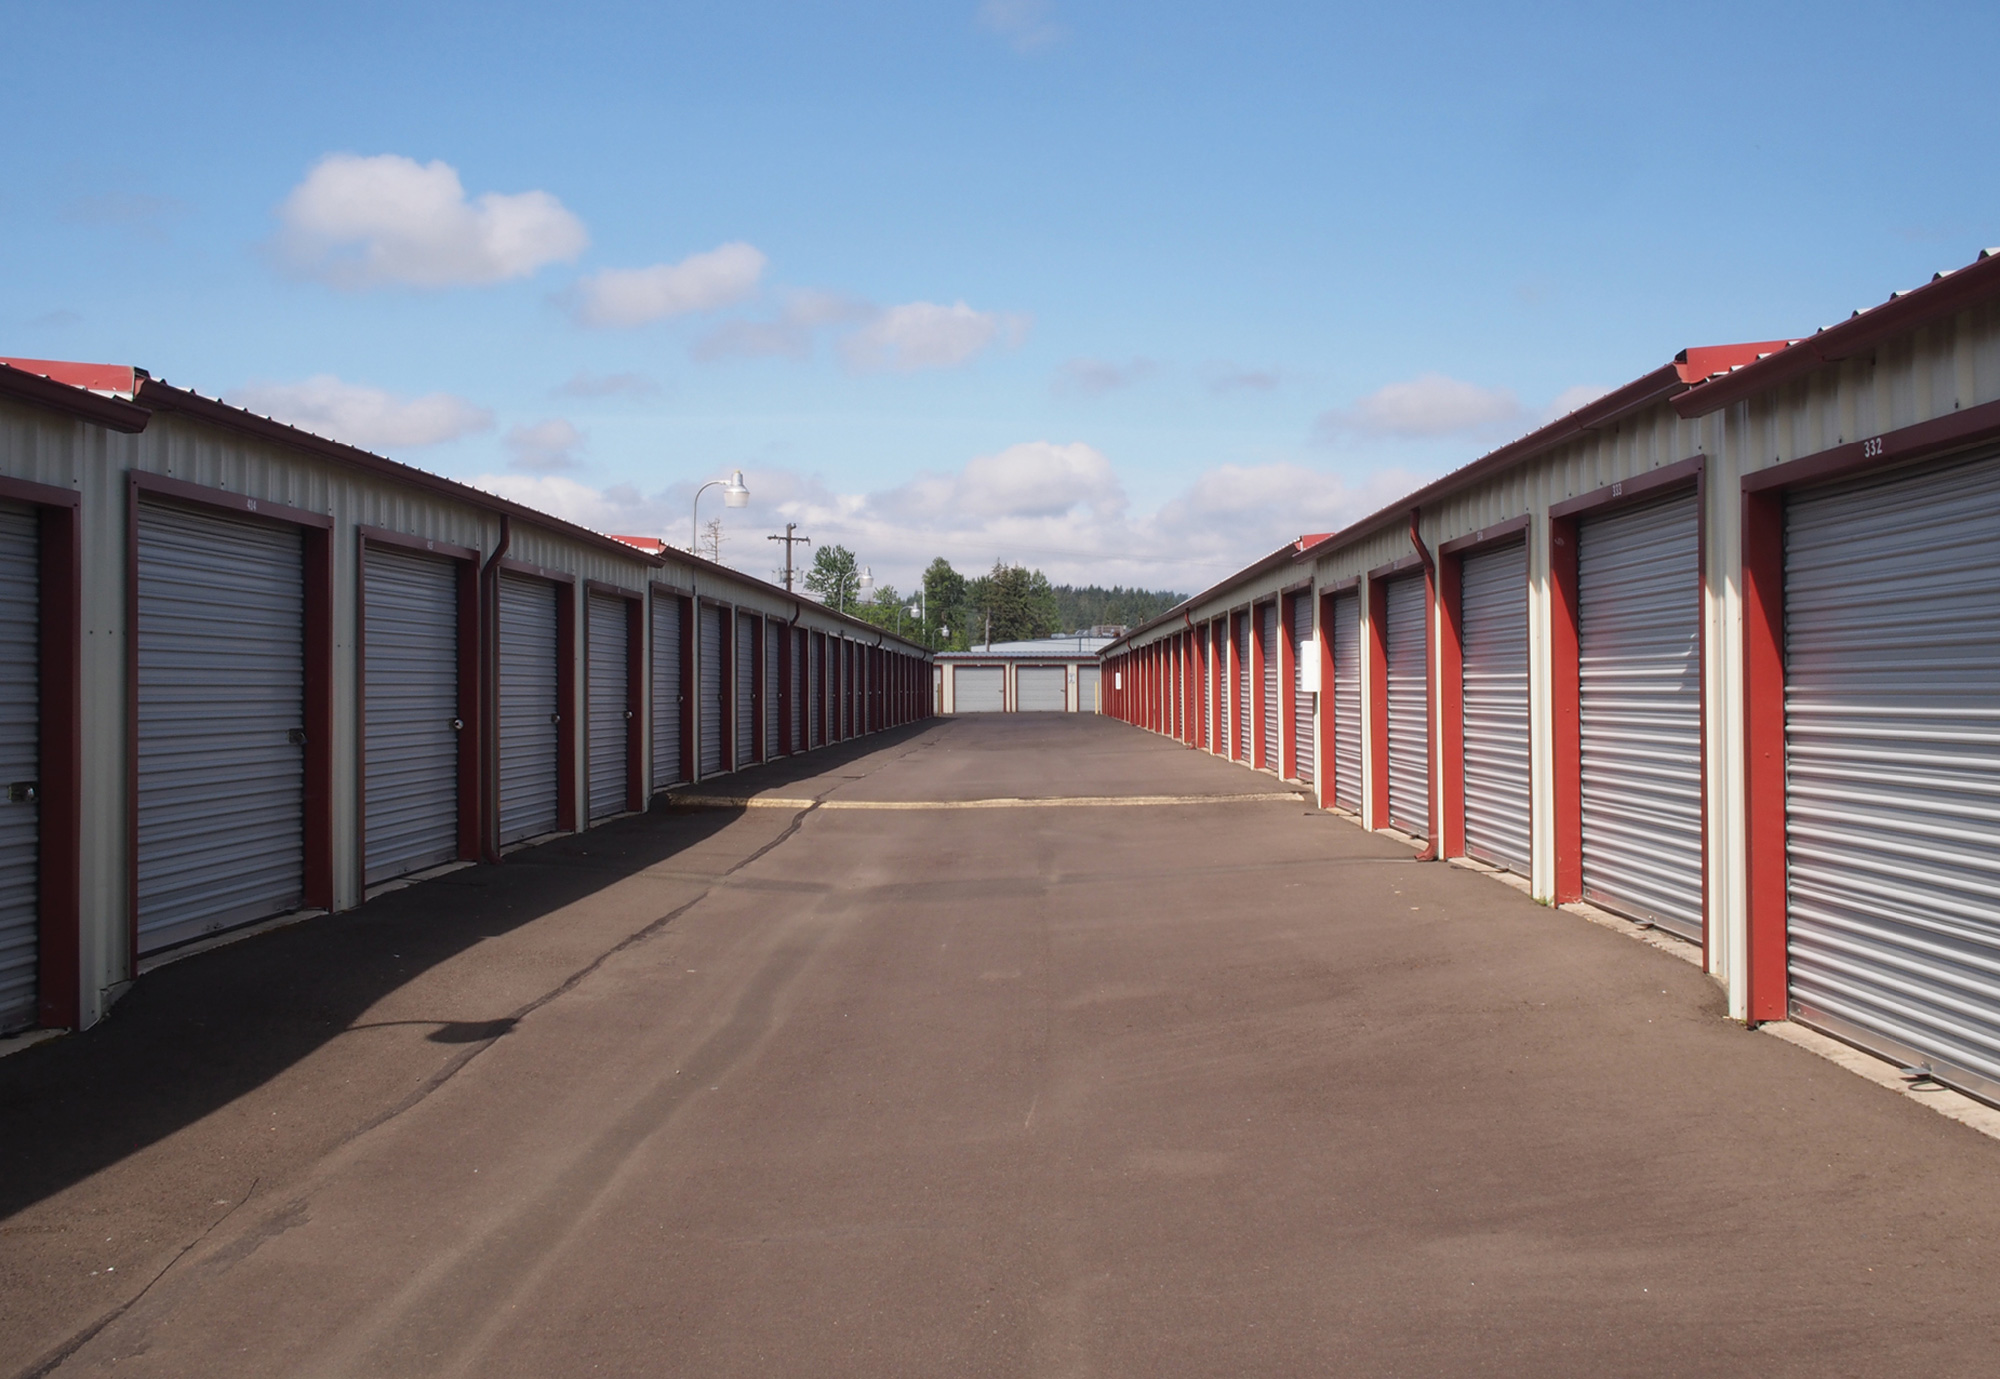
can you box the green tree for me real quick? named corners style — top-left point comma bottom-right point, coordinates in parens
top-left (804, 543), bottom-right (862, 612)
top-left (922, 557), bottom-right (969, 649)
top-left (1049, 584), bottom-right (1188, 633)
top-left (967, 561), bottom-right (1061, 644)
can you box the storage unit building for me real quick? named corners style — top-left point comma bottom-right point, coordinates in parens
top-left (937, 637), bottom-right (1112, 714)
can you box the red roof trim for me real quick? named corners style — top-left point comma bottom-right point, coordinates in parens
top-left (1674, 250), bottom-right (2000, 418)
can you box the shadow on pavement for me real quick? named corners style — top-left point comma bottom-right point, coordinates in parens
top-left (0, 723), bottom-right (939, 1223)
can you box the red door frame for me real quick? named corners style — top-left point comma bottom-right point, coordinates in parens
top-left (1740, 396), bottom-right (2000, 1022)
top-left (1546, 455), bottom-right (1707, 958)
top-left (128, 473), bottom-right (336, 970)
top-left (0, 476), bottom-right (81, 1028)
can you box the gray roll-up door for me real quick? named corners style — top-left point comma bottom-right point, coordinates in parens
top-left (698, 606), bottom-right (724, 777)
top-left (1385, 574), bottom-right (1429, 838)
top-left (791, 629), bottom-right (804, 750)
top-left (497, 574), bottom-right (561, 846)
top-left (765, 622), bottom-right (781, 754)
top-left (363, 545), bottom-right (461, 885)
top-left (1290, 596), bottom-right (1315, 784)
top-left (1784, 448), bottom-right (2000, 1100)
top-left (652, 594), bottom-right (685, 788)
top-left (0, 507), bottom-right (37, 1032)
top-left (808, 634), bottom-right (823, 747)
top-left (1332, 593), bottom-right (1362, 812)
top-left (1235, 616), bottom-right (1251, 760)
top-left (1578, 491), bottom-right (1702, 937)
top-left (735, 613), bottom-right (756, 765)
top-left (1260, 604), bottom-right (1279, 767)
top-left (1018, 665), bottom-right (1068, 711)
top-left (137, 502), bottom-right (304, 951)
top-left (1078, 665), bottom-right (1102, 714)
top-left (587, 593), bottom-right (629, 820)
top-left (1460, 541), bottom-right (1530, 875)
top-left (955, 665), bottom-right (1005, 712)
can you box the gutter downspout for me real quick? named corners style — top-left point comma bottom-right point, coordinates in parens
top-left (478, 516), bottom-right (511, 862)
top-left (1408, 508), bottom-right (1439, 862)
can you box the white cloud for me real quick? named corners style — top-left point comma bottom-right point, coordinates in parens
top-left (693, 289), bottom-right (871, 361)
top-left (229, 374), bottom-right (493, 450)
top-left (1540, 383), bottom-right (1612, 423)
top-left (505, 418), bottom-right (583, 473)
top-left (467, 440), bottom-right (1425, 594)
top-left (977, 0), bottom-right (1066, 52)
top-left (275, 154), bottom-right (587, 288)
top-left (1054, 357), bottom-right (1157, 398)
top-left (572, 243), bottom-right (767, 328)
top-left (1319, 372), bottom-right (1523, 438)
top-left (1207, 364), bottom-right (1282, 395)
top-left (841, 300), bottom-right (1029, 373)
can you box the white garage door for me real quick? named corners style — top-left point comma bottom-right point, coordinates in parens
top-left (587, 593), bottom-right (629, 820)
top-left (1235, 616), bottom-right (1251, 759)
top-left (1331, 593), bottom-right (1362, 812)
top-left (1078, 665), bottom-right (1102, 714)
top-left (0, 506), bottom-right (37, 1032)
top-left (137, 502), bottom-right (304, 952)
top-left (1018, 665), bottom-right (1068, 712)
top-left (498, 574), bottom-right (561, 846)
top-left (652, 593), bottom-right (685, 788)
top-left (1460, 541), bottom-right (1530, 875)
top-left (735, 613), bottom-right (756, 765)
top-left (1785, 449), bottom-right (2000, 1099)
top-left (363, 545), bottom-right (461, 885)
top-left (1259, 603), bottom-right (1279, 767)
top-left (955, 665), bottom-right (1005, 713)
top-left (1577, 492), bottom-right (1702, 938)
top-left (1385, 574), bottom-right (1429, 838)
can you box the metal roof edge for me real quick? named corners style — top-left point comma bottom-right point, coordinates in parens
top-left (1101, 538), bottom-right (1308, 654)
top-left (0, 362), bottom-right (151, 433)
top-left (1673, 249), bottom-right (2000, 418)
top-left (132, 378), bottom-right (927, 653)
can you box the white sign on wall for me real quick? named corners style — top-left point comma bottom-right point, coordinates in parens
top-left (1113, 670), bottom-right (1122, 689)
top-left (1298, 654), bottom-right (1321, 692)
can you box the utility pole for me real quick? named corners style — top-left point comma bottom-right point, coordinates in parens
top-left (767, 523), bottom-right (810, 592)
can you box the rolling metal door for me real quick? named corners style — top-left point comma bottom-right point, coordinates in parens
top-left (497, 575), bottom-right (560, 846)
top-left (136, 502), bottom-right (304, 951)
top-left (1078, 665), bottom-right (1101, 714)
top-left (764, 623), bottom-right (780, 754)
top-left (698, 606), bottom-right (724, 776)
top-left (1784, 450), bottom-right (2000, 1098)
top-left (1332, 594), bottom-right (1361, 811)
top-left (1235, 617), bottom-right (1251, 759)
top-left (587, 594), bottom-right (629, 820)
top-left (735, 613), bottom-right (756, 765)
top-left (791, 629), bottom-right (804, 750)
top-left (652, 595), bottom-right (684, 788)
top-left (808, 634), bottom-right (823, 747)
top-left (1290, 596), bottom-right (1315, 784)
top-left (1385, 575), bottom-right (1429, 837)
top-left (955, 666), bottom-right (1005, 712)
top-left (1259, 604), bottom-right (1279, 767)
top-left (1577, 492), bottom-right (1702, 937)
top-left (0, 508), bottom-right (36, 1032)
top-left (1018, 665), bottom-right (1067, 711)
top-left (362, 546), bottom-right (460, 885)
top-left (1460, 542), bottom-right (1530, 874)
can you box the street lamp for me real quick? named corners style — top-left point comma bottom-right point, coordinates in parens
top-left (858, 565), bottom-right (874, 598)
top-left (691, 470), bottom-right (750, 555)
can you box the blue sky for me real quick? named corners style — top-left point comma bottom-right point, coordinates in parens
top-left (5, 0), bottom-right (1997, 594)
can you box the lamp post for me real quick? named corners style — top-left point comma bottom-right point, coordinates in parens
top-left (908, 586), bottom-right (926, 648)
top-left (691, 470), bottom-right (750, 555)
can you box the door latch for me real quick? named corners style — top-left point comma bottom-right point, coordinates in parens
top-left (450, 717), bottom-right (465, 731)
top-left (288, 729), bottom-right (308, 746)
top-left (7, 781), bottom-right (36, 804)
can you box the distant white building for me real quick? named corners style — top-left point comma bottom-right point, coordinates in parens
top-left (934, 635), bottom-right (1113, 714)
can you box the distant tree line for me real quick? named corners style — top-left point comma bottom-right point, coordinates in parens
top-left (801, 545), bottom-right (1184, 650)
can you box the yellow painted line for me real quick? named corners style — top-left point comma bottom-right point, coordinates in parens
top-left (664, 792), bottom-right (1305, 811)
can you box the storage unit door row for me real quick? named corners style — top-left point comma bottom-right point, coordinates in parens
top-left (1782, 448), bottom-right (2000, 1101)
